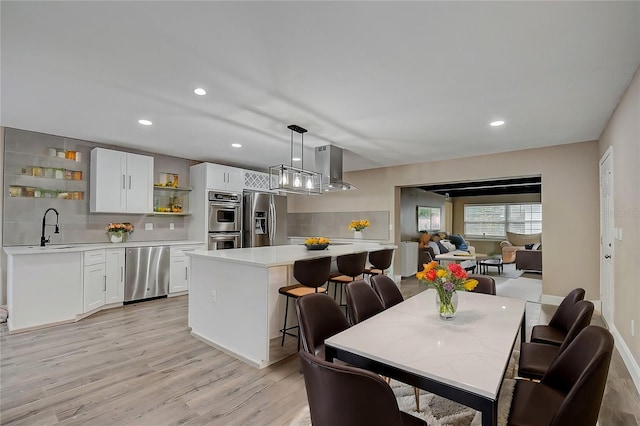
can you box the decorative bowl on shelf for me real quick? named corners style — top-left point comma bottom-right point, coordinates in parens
top-left (305, 243), bottom-right (329, 251)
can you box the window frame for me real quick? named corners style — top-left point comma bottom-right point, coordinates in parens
top-left (463, 202), bottom-right (542, 239)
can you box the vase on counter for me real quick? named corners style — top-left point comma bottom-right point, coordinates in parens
top-left (110, 233), bottom-right (123, 243)
top-left (353, 231), bottom-right (363, 239)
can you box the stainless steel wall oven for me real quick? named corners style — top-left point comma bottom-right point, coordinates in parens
top-left (208, 191), bottom-right (242, 250)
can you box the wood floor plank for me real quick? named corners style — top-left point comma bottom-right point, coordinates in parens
top-left (2, 281), bottom-right (639, 426)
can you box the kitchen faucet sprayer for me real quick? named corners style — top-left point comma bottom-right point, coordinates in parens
top-left (40, 208), bottom-right (60, 247)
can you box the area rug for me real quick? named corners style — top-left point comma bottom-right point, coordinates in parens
top-left (290, 355), bottom-right (518, 426)
top-left (496, 276), bottom-right (542, 303)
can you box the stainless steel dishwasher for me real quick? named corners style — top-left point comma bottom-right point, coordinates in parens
top-left (124, 246), bottom-right (170, 302)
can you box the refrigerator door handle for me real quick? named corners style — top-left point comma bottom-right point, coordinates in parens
top-left (269, 195), bottom-right (276, 242)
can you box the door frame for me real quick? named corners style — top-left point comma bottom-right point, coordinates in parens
top-left (599, 146), bottom-right (614, 325)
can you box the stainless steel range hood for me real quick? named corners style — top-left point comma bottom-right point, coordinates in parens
top-left (315, 145), bottom-right (357, 192)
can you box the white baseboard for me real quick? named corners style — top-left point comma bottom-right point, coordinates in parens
top-left (607, 322), bottom-right (640, 397)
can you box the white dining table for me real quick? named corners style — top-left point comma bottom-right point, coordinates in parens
top-left (325, 289), bottom-right (526, 426)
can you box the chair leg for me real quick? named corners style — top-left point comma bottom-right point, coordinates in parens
top-left (281, 296), bottom-right (290, 346)
top-left (414, 387), bottom-right (420, 412)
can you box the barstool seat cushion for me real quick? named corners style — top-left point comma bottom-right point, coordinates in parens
top-left (329, 273), bottom-right (364, 283)
top-left (279, 284), bottom-right (327, 298)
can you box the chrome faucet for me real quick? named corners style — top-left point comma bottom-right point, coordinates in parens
top-left (40, 208), bottom-right (60, 247)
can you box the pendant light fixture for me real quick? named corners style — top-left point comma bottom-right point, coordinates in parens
top-left (269, 124), bottom-right (323, 195)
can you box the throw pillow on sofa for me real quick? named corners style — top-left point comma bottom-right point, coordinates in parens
top-left (449, 234), bottom-right (468, 250)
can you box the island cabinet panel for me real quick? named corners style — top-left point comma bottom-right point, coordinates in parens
top-left (90, 147), bottom-right (153, 213)
top-left (187, 242), bottom-right (394, 369)
top-left (7, 252), bottom-right (83, 331)
top-left (83, 262), bottom-right (106, 312)
top-left (189, 257), bottom-right (270, 366)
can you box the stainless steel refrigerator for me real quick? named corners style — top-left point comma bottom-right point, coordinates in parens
top-left (243, 192), bottom-right (288, 247)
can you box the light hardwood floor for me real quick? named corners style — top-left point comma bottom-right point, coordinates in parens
top-left (1, 280), bottom-right (639, 425)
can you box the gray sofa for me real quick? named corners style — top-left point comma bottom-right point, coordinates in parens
top-left (516, 249), bottom-right (542, 272)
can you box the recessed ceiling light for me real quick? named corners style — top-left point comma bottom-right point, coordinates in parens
top-left (490, 120), bottom-right (505, 127)
top-left (292, 157), bottom-right (301, 162)
top-left (231, 143), bottom-right (242, 148)
top-left (194, 88), bottom-right (207, 96)
top-left (138, 119), bottom-right (152, 126)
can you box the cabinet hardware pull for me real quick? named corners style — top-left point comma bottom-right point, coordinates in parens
top-left (122, 174), bottom-right (126, 190)
top-left (185, 267), bottom-right (188, 280)
top-left (104, 275), bottom-right (107, 291)
top-left (604, 254), bottom-right (611, 259)
top-left (128, 175), bottom-right (132, 189)
top-left (121, 266), bottom-right (124, 282)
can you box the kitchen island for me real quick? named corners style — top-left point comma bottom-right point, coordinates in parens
top-left (187, 242), bottom-right (394, 368)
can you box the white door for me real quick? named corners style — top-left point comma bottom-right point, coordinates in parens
top-left (105, 248), bottom-right (125, 303)
top-left (170, 256), bottom-right (189, 293)
top-left (599, 147), bottom-right (614, 323)
top-left (126, 152), bottom-right (154, 213)
top-left (91, 148), bottom-right (127, 212)
top-left (83, 263), bottom-right (106, 312)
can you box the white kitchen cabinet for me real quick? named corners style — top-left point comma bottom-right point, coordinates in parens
top-left (83, 262), bottom-right (106, 312)
top-left (105, 248), bottom-right (125, 304)
top-left (170, 244), bottom-right (205, 293)
top-left (6, 252), bottom-right (83, 331)
top-left (83, 249), bottom-right (107, 312)
top-left (206, 163), bottom-right (243, 192)
top-left (90, 147), bottom-right (154, 213)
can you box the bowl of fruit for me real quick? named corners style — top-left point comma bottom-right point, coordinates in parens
top-left (304, 237), bottom-right (330, 250)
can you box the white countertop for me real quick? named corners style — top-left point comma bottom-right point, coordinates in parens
top-left (3, 240), bottom-right (206, 255)
top-left (187, 243), bottom-right (395, 267)
top-left (326, 289), bottom-right (525, 399)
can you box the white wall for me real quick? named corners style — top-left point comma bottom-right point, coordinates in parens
top-left (598, 65), bottom-right (640, 375)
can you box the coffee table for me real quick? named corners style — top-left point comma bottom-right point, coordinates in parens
top-left (479, 258), bottom-right (503, 275)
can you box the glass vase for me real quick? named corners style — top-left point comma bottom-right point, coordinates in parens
top-left (110, 233), bottom-right (123, 243)
top-left (438, 290), bottom-right (458, 320)
top-left (353, 231), bottom-right (363, 239)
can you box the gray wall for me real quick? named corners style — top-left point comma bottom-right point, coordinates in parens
top-left (287, 211), bottom-right (390, 240)
top-left (3, 128), bottom-right (192, 246)
top-left (400, 187), bottom-right (445, 241)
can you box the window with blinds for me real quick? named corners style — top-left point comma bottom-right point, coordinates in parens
top-left (464, 203), bottom-right (542, 238)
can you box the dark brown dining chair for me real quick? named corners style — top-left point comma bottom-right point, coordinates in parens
top-left (370, 274), bottom-right (421, 411)
top-left (345, 279), bottom-right (384, 325)
top-left (371, 274), bottom-right (404, 309)
top-left (466, 274), bottom-right (496, 295)
top-left (518, 300), bottom-right (594, 380)
top-left (279, 256), bottom-right (331, 349)
top-left (328, 251), bottom-right (368, 307)
top-left (296, 293), bottom-right (350, 359)
top-left (299, 350), bottom-right (427, 426)
top-left (530, 288), bottom-right (585, 346)
top-left (508, 325), bottom-right (614, 426)
top-left (364, 248), bottom-right (395, 278)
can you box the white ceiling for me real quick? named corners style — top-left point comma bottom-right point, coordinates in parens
top-left (2, 1), bottom-right (639, 173)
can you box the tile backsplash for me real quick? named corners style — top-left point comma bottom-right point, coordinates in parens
top-left (3, 128), bottom-right (192, 246)
top-left (287, 211), bottom-right (390, 241)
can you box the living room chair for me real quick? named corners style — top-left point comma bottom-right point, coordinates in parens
top-left (296, 293), bottom-right (350, 359)
top-left (530, 288), bottom-right (585, 346)
top-left (508, 325), bottom-right (614, 426)
top-left (299, 350), bottom-right (427, 426)
top-left (371, 275), bottom-right (404, 309)
top-left (345, 279), bottom-right (384, 325)
top-left (518, 300), bottom-right (594, 380)
top-left (278, 256), bottom-right (331, 349)
top-left (467, 274), bottom-right (496, 295)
